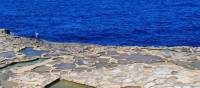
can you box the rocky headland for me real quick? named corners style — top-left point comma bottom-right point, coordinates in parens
top-left (0, 29), bottom-right (200, 88)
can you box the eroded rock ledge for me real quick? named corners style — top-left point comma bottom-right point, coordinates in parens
top-left (0, 29), bottom-right (200, 88)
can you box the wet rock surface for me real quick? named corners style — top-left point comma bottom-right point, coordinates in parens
top-left (54, 63), bottom-right (76, 70)
top-left (20, 47), bottom-right (48, 57)
top-left (0, 51), bottom-right (15, 59)
top-left (32, 65), bottom-right (51, 73)
top-left (190, 61), bottom-right (200, 70)
top-left (114, 54), bottom-right (164, 64)
top-left (0, 29), bottom-right (200, 88)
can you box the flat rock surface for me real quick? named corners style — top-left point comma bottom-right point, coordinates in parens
top-left (0, 29), bottom-right (200, 88)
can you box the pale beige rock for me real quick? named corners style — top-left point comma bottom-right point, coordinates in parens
top-left (0, 29), bottom-right (200, 88)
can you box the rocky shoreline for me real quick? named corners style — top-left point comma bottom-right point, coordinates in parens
top-left (0, 29), bottom-right (200, 88)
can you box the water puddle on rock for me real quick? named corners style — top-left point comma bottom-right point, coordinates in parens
top-left (32, 65), bottom-right (51, 73)
top-left (190, 62), bottom-right (200, 70)
top-left (126, 54), bottom-right (163, 63)
top-left (20, 47), bottom-right (48, 57)
top-left (114, 54), bottom-right (164, 64)
top-left (0, 51), bottom-right (15, 59)
top-left (0, 58), bottom-right (49, 71)
top-left (0, 40), bottom-right (4, 45)
top-left (46, 80), bottom-right (95, 88)
top-left (54, 63), bottom-right (76, 70)
top-left (107, 51), bottom-right (119, 56)
top-left (95, 63), bottom-right (107, 69)
top-left (0, 58), bottom-right (49, 85)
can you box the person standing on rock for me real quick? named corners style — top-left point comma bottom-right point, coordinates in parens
top-left (35, 32), bottom-right (39, 39)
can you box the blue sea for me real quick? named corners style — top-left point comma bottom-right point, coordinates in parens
top-left (0, 0), bottom-right (200, 46)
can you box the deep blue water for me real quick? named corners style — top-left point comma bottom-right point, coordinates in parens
top-left (0, 0), bottom-right (200, 46)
